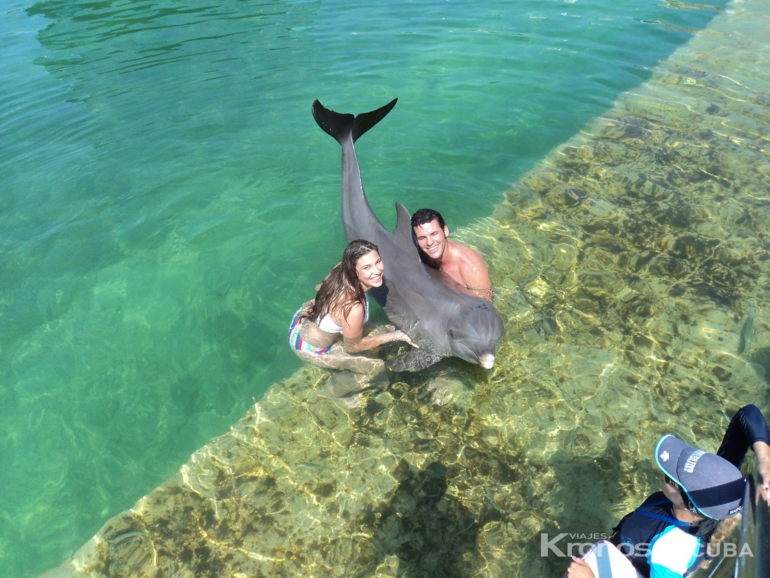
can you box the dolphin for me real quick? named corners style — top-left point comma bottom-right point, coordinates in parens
top-left (311, 98), bottom-right (505, 371)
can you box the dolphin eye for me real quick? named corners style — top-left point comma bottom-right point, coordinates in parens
top-left (448, 330), bottom-right (455, 338)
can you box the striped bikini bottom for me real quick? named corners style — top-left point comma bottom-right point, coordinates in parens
top-left (288, 308), bottom-right (332, 356)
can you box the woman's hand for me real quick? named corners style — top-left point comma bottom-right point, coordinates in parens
top-left (392, 330), bottom-right (419, 349)
top-left (565, 557), bottom-right (595, 578)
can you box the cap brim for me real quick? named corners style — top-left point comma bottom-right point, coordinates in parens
top-left (655, 434), bottom-right (693, 481)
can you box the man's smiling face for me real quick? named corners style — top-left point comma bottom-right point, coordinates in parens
top-left (413, 219), bottom-right (449, 261)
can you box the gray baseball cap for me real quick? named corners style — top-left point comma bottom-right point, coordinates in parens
top-left (655, 435), bottom-right (745, 520)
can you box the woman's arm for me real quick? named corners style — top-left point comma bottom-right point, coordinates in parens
top-left (341, 303), bottom-right (416, 353)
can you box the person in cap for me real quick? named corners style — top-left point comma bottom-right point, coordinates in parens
top-left (565, 404), bottom-right (770, 578)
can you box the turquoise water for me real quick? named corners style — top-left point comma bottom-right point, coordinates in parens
top-left (0, 0), bottom-right (727, 576)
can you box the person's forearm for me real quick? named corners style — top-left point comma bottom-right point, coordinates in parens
top-left (753, 441), bottom-right (770, 478)
top-left (343, 331), bottom-right (403, 353)
top-left (755, 440), bottom-right (770, 457)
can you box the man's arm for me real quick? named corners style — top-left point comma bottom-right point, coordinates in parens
top-left (460, 248), bottom-right (494, 302)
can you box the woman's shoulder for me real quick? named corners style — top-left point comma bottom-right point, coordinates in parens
top-left (330, 294), bottom-right (363, 323)
top-left (340, 297), bottom-right (365, 314)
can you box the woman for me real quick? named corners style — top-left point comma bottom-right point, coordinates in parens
top-left (565, 404), bottom-right (770, 578)
top-left (288, 239), bottom-right (415, 378)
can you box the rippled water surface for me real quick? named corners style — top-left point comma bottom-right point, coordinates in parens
top-left (0, 0), bottom-right (744, 576)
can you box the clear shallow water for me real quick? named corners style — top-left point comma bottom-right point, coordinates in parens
top-left (49, 2), bottom-right (770, 575)
top-left (0, 0), bottom-right (730, 576)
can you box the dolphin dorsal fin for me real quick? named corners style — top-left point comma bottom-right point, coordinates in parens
top-left (393, 202), bottom-right (417, 254)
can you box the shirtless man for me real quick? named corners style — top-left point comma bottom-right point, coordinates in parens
top-left (411, 208), bottom-right (494, 302)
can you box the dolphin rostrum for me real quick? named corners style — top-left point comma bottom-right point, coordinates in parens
top-left (311, 98), bottom-right (504, 371)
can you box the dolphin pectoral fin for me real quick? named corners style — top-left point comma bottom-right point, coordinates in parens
top-left (393, 202), bottom-right (418, 253)
top-left (312, 98), bottom-right (398, 144)
top-left (386, 350), bottom-right (443, 372)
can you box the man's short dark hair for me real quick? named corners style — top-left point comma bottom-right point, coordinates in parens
top-left (411, 208), bottom-right (446, 229)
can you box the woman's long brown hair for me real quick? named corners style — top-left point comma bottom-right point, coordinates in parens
top-left (308, 239), bottom-right (379, 326)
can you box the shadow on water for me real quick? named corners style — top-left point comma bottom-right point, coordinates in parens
top-left (750, 347), bottom-right (770, 385)
top-left (532, 436), bottom-right (632, 576)
top-left (359, 460), bottom-right (482, 578)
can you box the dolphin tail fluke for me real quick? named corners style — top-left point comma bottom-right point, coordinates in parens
top-left (352, 98), bottom-right (398, 142)
top-left (312, 98), bottom-right (398, 144)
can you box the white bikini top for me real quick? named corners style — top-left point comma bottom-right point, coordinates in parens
top-left (317, 294), bottom-right (369, 334)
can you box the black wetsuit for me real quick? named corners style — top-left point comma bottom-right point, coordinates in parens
top-left (717, 404), bottom-right (770, 467)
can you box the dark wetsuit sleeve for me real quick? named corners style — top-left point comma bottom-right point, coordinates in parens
top-left (716, 404), bottom-right (770, 468)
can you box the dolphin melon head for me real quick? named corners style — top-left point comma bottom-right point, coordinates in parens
top-left (446, 301), bottom-right (504, 369)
